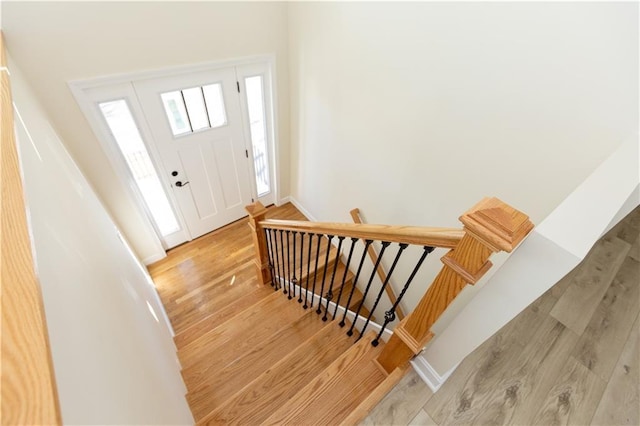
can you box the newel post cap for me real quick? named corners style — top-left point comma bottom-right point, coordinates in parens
top-left (245, 201), bottom-right (267, 219)
top-left (460, 197), bottom-right (534, 252)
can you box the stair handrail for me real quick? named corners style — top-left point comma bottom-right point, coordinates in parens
top-left (246, 197), bottom-right (533, 375)
top-left (257, 219), bottom-right (464, 248)
top-left (1, 32), bottom-right (61, 424)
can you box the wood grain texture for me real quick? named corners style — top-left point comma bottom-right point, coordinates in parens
top-left (378, 198), bottom-right (533, 373)
top-left (531, 357), bottom-right (606, 425)
top-left (180, 291), bottom-right (304, 374)
top-left (591, 314), bottom-right (639, 426)
top-left (629, 231), bottom-right (640, 261)
top-left (359, 368), bottom-right (432, 426)
top-left (424, 307), bottom-right (545, 425)
top-left (350, 207), bottom-right (405, 320)
top-left (246, 202), bottom-right (271, 285)
top-left (154, 202), bottom-right (390, 424)
top-left (408, 409), bottom-right (438, 426)
top-left (260, 220), bottom-right (464, 248)
top-left (459, 196), bottom-right (534, 253)
top-left (471, 316), bottom-right (579, 426)
top-left (199, 322), bottom-right (354, 425)
top-left (572, 256), bottom-right (640, 381)
top-left (261, 331), bottom-right (386, 426)
top-left (189, 310), bottom-right (331, 421)
top-left (0, 33), bottom-right (61, 424)
top-left (550, 236), bottom-right (630, 335)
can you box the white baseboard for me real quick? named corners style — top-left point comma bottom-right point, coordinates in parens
top-left (277, 196), bottom-right (291, 206)
top-left (143, 251), bottom-right (167, 265)
top-left (274, 277), bottom-right (393, 342)
top-left (287, 196), bottom-right (319, 222)
top-left (410, 354), bottom-right (457, 392)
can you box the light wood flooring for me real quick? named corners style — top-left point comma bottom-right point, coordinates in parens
top-left (148, 203), bottom-right (390, 424)
top-left (361, 206), bottom-right (640, 426)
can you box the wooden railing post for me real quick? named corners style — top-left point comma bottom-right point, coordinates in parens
top-left (376, 197), bottom-right (533, 373)
top-left (246, 201), bottom-right (271, 285)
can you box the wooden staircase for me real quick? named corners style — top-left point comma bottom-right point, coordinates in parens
top-left (151, 198), bottom-right (533, 425)
top-left (177, 216), bottom-right (391, 425)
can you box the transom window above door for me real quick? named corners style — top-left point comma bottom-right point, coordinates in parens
top-left (160, 83), bottom-right (227, 136)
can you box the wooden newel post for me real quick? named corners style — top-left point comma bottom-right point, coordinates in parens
top-left (246, 201), bottom-right (271, 286)
top-left (376, 197), bottom-right (534, 373)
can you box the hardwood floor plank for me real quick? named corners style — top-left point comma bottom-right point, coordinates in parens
top-left (550, 236), bottom-right (630, 335)
top-left (180, 292), bottom-right (305, 375)
top-left (423, 307), bottom-right (543, 424)
top-left (360, 369), bottom-right (433, 426)
top-left (591, 314), bottom-right (639, 426)
top-left (572, 256), bottom-right (640, 381)
top-left (408, 409), bottom-right (438, 426)
top-left (261, 332), bottom-right (385, 426)
top-left (529, 287), bottom-right (559, 316)
top-left (188, 310), bottom-right (331, 421)
top-left (610, 206), bottom-right (640, 244)
top-left (199, 322), bottom-right (354, 425)
top-left (174, 285), bottom-right (273, 348)
top-left (471, 316), bottom-right (579, 426)
top-left (531, 357), bottom-right (606, 425)
top-left (629, 232), bottom-right (639, 262)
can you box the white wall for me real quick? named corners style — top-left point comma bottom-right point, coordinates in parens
top-left (422, 137), bottom-right (639, 378)
top-left (10, 56), bottom-right (193, 425)
top-left (2, 1), bottom-right (290, 262)
top-left (288, 2), bottom-right (638, 315)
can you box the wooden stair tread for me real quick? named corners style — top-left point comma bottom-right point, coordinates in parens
top-left (187, 309), bottom-right (331, 420)
top-left (179, 291), bottom-right (305, 370)
top-left (198, 321), bottom-right (356, 425)
top-left (174, 284), bottom-right (274, 348)
top-left (261, 331), bottom-right (387, 426)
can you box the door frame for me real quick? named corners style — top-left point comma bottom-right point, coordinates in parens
top-left (69, 55), bottom-right (281, 254)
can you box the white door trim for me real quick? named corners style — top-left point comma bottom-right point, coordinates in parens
top-left (69, 55), bottom-right (281, 252)
top-left (236, 62), bottom-right (277, 207)
top-left (70, 82), bottom-right (180, 252)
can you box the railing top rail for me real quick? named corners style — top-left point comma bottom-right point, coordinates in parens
top-left (259, 219), bottom-right (464, 249)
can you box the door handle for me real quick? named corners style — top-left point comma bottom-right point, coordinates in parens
top-left (175, 181), bottom-right (189, 187)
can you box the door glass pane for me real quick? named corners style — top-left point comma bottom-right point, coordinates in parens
top-left (99, 99), bottom-right (180, 236)
top-left (244, 76), bottom-right (270, 196)
top-left (182, 87), bottom-right (210, 131)
top-left (203, 83), bottom-right (227, 128)
top-left (161, 91), bottom-right (191, 135)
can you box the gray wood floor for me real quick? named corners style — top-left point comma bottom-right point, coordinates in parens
top-left (362, 206), bottom-right (639, 426)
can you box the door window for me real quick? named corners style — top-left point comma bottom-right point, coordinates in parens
top-left (161, 83), bottom-right (228, 136)
top-left (99, 99), bottom-right (180, 236)
top-left (244, 75), bottom-right (270, 197)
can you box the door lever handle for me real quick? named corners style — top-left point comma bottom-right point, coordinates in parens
top-left (175, 181), bottom-right (190, 187)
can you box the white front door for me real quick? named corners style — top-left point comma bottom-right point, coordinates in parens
top-left (134, 68), bottom-right (254, 240)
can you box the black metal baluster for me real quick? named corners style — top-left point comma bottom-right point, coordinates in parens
top-left (264, 228), bottom-right (276, 288)
top-left (298, 232), bottom-right (305, 303)
top-left (323, 236), bottom-right (344, 321)
top-left (372, 246), bottom-right (435, 347)
top-left (347, 241), bottom-right (391, 336)
top-left (271, 228), bottom-right (282, 290)
top-left (339, 240), bottom-right (373, 327)
top-left (286, 230), bottom-right (292, 299)
top-left (279, 230), bottom-right (287, 295)
top-left (316, 235), bottom-right (334, 315)
top-left (357, 243), bottom-right (408, 340)
top-left (333, 238), bottom-right (358, 320)
top-left (310, 234), bottom-right (322, 309)
top-left (303, 233), bottom-right (314, 309)
top-left (292, 231), bottom-right (298, 299)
